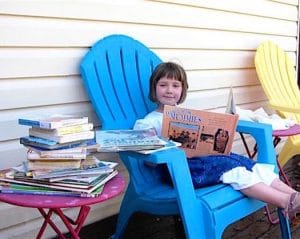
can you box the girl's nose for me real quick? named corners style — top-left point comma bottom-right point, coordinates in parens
top-left (166, 86), bottom-right (173, 93)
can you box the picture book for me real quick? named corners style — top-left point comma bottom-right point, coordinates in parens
top-left (96, 128), bottom-right (167, 152)
top-left (48, 171), bottom-right (118, 189)
top-left (31, 156), bottom-right (118, 180)
top-left (28, 130), bottom-right (95, 144)
top-left (0, 183), bottom-right (104, 198)
top-left (20, 137), bottom-right (97, 150)
top-left (162, 105), bottom-right (239, 158)
top-left (18, 115), bottom-right (88, 129)
top-left (27, 151), bottom-right (86, 160)
top-left (137, 140), bottom-right (181, 154)
top-left (26, 159), bottom-right (82, 171)
top-left (28, 123), bottom-right (93, 137)
top-left (25, 146), bottom-right (87, 158)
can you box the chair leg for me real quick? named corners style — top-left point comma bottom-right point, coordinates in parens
top-left (277, 208), bottom-right (292, 239)
top-left (112, 209), bottom-right (134, 239)
top-left (112, 189), bottom-right (136, 239)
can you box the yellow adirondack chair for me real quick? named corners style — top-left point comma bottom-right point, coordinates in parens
top-left (255, 41), bottom-right (300, 166)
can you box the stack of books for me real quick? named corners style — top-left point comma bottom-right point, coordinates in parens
top-left (19, 115), bottom-right (95, 150)
top-left (18, 115), bottom-right (95, 171)
top-left (0, 115), bottom-right (119, 197)
top-left (0, 156), bottom-right (118, 197)
top-left (26, 146), bottom-right (86, 171)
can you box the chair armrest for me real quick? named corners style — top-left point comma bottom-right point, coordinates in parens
top-left (125, 147), bottom-right (185, 164)
top-left (269, 102), bottom-right (300, 113)
top-left (120, 147), bottom-right (203, 231)
top-left (237, 120), bottom-right (277, 166)
top-left (120, 148), bottom-right (190, 182)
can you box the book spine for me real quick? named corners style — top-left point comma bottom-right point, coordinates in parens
top-left (56, 131), bottom-right (95, 143)
top-left (18, 118), bottom-right (44, 127)
top-left (26, 146), bottom-right (86, 156)
top-left (21, 136), bottom-right (57, 146)
top-left (55, 123), bottom-right (94, 135)
top-left (28, 131), bottom-right (95, 144)
top-left (19, 117), bottom-right (89, 129)
top-left (29, 123), bottom-right (93, 136)
top-left (46, 118), bottom-right (89, 129)
top-left (27, 160), bottom-right (81, 171)
top-left (27, 150), bottom-right (86, 160)
top-left (20, 137), bottom-right (87, 150)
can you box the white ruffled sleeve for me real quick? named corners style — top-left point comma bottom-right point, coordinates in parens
top-left (133, 111), bottom-right (163, 136)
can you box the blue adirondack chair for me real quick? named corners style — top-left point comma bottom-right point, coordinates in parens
top-left (80, 34), bottom-right (291, 239)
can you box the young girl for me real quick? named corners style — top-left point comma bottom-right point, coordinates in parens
top-left (134, 62), bottom-right (300, 219)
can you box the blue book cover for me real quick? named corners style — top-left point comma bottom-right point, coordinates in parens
top-left (18, 115), bottom-right (88, 129)
top-left (20, 136), bottom-right (93, 150)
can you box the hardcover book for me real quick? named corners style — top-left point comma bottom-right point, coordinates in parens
top-left (28, 123), bottom-right (94, 137)
top-left (27, 151), bottom-right (86, 160)
top-left (28, 130), bottom-right (95, 144)
top-left (32, 156), bottom-right (118, 180)
top-left (20, 137), bottom-right (96, 150)
top-left (26, 159), bottom-right (82, 171)
top-left (18, 115), bottom-right (89, 129)
top-left (25, 146), bottom-right (87, 158)
top-left (162, 105), bottom-right (239, 158)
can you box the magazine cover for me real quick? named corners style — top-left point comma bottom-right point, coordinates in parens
top-left (162, 105), bottom-right (239, 158)
top-left (96, 128), bottom-right (167, 152)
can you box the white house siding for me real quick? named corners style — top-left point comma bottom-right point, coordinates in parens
top-left (0, 0), bottom-right (298, 238)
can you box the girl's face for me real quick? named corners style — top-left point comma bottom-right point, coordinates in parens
top-left (156, 76), bottom-right (183, 111)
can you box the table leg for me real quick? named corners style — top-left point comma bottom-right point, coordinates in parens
top-left (36, 205), bottom-right (91, 239)
top-left (264, 205), bottom-right (279, 225)
top-left (239, 133), bottom-right (256, 158)
top-left (54, 206), bottom-right (91, 237)
top-left (37, 208), bottom-right (66, 239)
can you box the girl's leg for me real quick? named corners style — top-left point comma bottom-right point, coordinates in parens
top-left (241, 182), bottom-right (300, 219)
top-left (270, 178), bottom-right (296, 194)
top-left (240, 182), bottom-right (290, 209)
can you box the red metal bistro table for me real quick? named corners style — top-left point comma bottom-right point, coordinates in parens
top-left (0, 174), bottom-right (126, 239)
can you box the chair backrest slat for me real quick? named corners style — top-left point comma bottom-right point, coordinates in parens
top-left (255, 41), bottom-right (300, 121)
top-left (80, 35), bottom-right (161, 130)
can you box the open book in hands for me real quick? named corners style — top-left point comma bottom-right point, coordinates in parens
top-left (162, 105), bottom-right (239, 158)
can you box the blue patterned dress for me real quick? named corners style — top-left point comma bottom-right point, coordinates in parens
top-left (187, 153), bottom-right (255, 188)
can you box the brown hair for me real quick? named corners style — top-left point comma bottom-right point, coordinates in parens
top-left (149, 62), bottom-right (188, 104)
